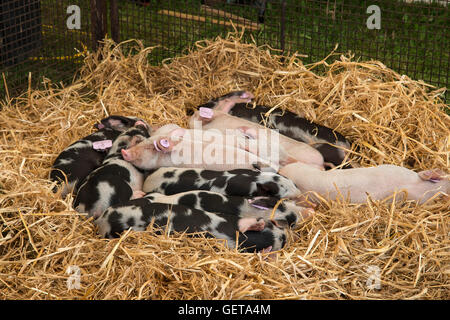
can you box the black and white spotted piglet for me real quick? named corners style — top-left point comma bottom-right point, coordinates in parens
top-left (197, 91), bottom-right (352, 168)
top-left (142, 167), bottom-right (301, 199)
top-left (73, 124), bottom-right (150, 218)
top-left (144, 190), bottom-right (314, 228)
top-left (95, 198), bottom-right (287, 252)
top-left (50, 115), bottom-right (149, 197)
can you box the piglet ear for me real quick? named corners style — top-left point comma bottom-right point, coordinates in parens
top-left (134, 120), bottom-right (148, 128)
top-left (129, 136), bottom-right (144, 147)
top-left (153, 128), bottom-right (185, 152)
top-left (121, 149), bottom-right (132, 161)
top-left (94, 123), bottom-right (105, 129)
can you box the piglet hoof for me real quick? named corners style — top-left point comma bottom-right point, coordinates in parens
top-left (230, 91), bottom-right (254, 103)
top-left (248, 218), bottom-right (265, 231)
top-left (217, 92), bottom-right (254, 113)
top-left (418, 169), bottom-right (447, 183)
top-left (240, 91), bottom-right (254, 101)
top-left (259, 246), bottom-right (272, 254)
top-left (131, 190), bottom-right (146, 200)
top-left (92, 210), bottom-right (103, 220)
top-left (259, 246), bottom-right (278, 261)
top-left (299, 208), bottom-right (315, 220)
top-left (234, 91), bottom-right (254, 104)
top-left (239, 217), bottom-right (265, 233)
top-left (223, 91), bottom-right (255, 103)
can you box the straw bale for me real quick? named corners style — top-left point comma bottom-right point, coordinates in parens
top-left (0, 32), bottom-right (448, 299)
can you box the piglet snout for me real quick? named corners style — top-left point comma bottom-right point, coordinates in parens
top-left (121, 148), bottom-right (133, 161)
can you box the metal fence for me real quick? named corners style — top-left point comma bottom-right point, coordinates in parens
top-left (1, 0), bottom-right (449, 102)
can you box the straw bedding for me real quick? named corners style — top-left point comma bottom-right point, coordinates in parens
top-left (0, 32), bottom-right (449, 300)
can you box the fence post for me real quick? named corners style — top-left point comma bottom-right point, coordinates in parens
top-left (90, 0), bottom-right (107, 50)
top-left (280, 0), bottom-right (286, 53)
top-left (110, 0), bottom-right (120, 43)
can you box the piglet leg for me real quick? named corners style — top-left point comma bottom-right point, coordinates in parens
top-left (237, 125), bottom-right (296, 166)
top-left (215, 91), bottom-right (255, 113)
top-left (131, 190), bottom-right (146, 199)
top-left (259, 246), bottom-right (272, 254)
top-left (238, 217), bottom-right (265, 233)
top-left (418, 169), bottom-right (447, 182)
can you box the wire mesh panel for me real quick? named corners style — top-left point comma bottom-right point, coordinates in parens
top-left (0, 0), bottom-right (42, 68)
top-left (117, 0), bottom-right (449, 101)
top-left (117, 0), bottom-right (279, 63)
top-left (0, 0), bottom-right (91, 98)
top-left (1, 0), bottom-right (449, 102)
top-left (281, 0), bottom-right (449, 101)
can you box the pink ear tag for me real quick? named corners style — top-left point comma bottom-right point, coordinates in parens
top-left (199, 107), bottom-right (213, 119)
top-left (250, 204), bottom-right (269, 210)
top-left (154, 139), bottom-right (170, 152)
top-left (247, 199), bottom-right (269, 210)
top-left (160, 139), bottom-right (169, 148)
top-left (93, 140), bottom-right (113, 151)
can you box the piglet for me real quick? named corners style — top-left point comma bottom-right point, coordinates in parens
top-left (73, 123), bottom-right (150, 218)
top-left (121, 124), bottom-right (280, 172)
top-left (190, 101), bottom-right (325, 170)
top-left (142, 167), bottom-right (301, 199)
top-left (198, 91), bottom-right (352, 169)
top-left (144, 190), bottom-right (314, 227)
top-left (50, 115), bottom-right (150, 197)
top-left (279, 162), bottom-right (450, 204)
top-left (95, 199), bottom-right (287, 252)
